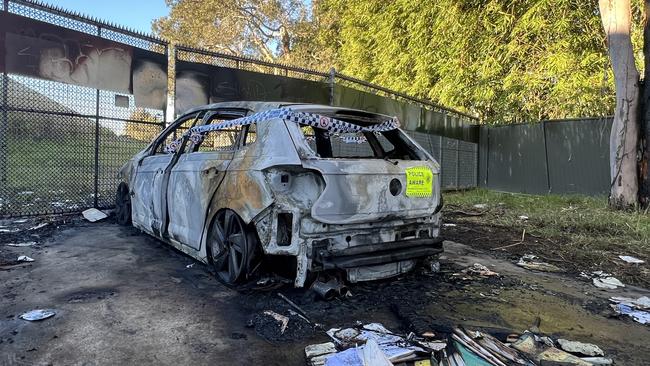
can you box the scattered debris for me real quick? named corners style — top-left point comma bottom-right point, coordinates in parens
top-left (457, 263), bottom-right (499, 278)
top-left (518, 215), bottom-right (529, 220)
top-left (583, 271), bottom-right (625, 289)
top-left (82, 208), bottom-right (108, 222)
top-left (28, 222), bottom-right (48, 231)
top-left (311, 278), bottom-right (349, 300)
top-left (473, 204), bottom-right (487, 209)
top-left (611, 303), bottom-right (650, 325)
top-left (580, 356), bottom-right (613, 365)
top-left (512, 333), bottom-right (591, 365)
top-left (278, 293), bottom-right (311, 323)
top-left (263, 310), bottom-right (289, 334)
top-left (248, 308), bottom-right (314, 342)
top-left (185, 263), bottom-right (195, 268)
top-left (429, 261), bottom-right (441, 273)
top-left (305, 342), bottom-right (337, 365)
top-left (6, 241), bottom-right (36, 247)
top-left (321, 323), bottom-right (428, 364)
top-left (19, 309), bottom-right (55, 321)
top-left (516, 254), bottom-right (563, 273)
top-left (443, 223), bottom-right (457, 227)
top-left (609, 296), bottom-right (650, 325)
top-left (556, 339), bottom-right (604, 357)
top-left (17, 255), bottom-right (35, 262)
top-left (617, 255), bottom-right (644, 264)
top-left (609, 295), bottom-right (650, 309)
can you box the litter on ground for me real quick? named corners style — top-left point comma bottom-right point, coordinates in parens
top-left (306, 322), bottom-right (614, 366)
top-left (609, 296), bottom-right (650, 325)
top-left (456, 263), bottom-right (499, 278)
top-left (516, 254), bottom-right (563, 272)
top-left (556, 338), bottom-right (604, 357)
top-left (82, 208), bottom-right (108, 222)
top-left (617, 255), bottom-right (644, 264)
top-left (473, 204), bottom-right (487, 209)
top-left (28, 222), bottom-right (48, 231)
top-left (17, 255), bottom-right (35, 262)
top-left (582, 271), bottom-right (625, 289)
top-left (6, 241), bottom-right (36, 247)
top-left (518, 215), bottom-right (529, 220)
top-left (19, 309), bottom-right (55, 321)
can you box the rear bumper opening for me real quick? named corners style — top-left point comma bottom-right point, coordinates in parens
top-left (313, 237), bottom-right (444, 270)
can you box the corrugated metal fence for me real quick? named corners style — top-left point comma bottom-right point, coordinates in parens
top-left (478, 117), bottom-right (612, 195)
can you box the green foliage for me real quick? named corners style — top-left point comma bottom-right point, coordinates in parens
top-left (319, 0), bottom-right (646, 124)
top-left (153, 0), bottom-right (645, 124)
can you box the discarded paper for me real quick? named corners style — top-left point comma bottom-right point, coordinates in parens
top-left (556, 338), bottom-right (604, 357)
top-left (82, 208), bottom-right (108, 222)
top-left (17, 255), bottom-right (35, 262)
top-left (618, 255), bottom-right (644, 264)
top-left (20, 309), bottom-right (55, 321)
top-left (6, 241), bottom-right (36, 247)
top-left (516, 254), bottom-right (563, 272)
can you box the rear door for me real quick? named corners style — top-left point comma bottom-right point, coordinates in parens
top-left (131, 114), bottom-right (200, 235)
top-left (165, 111), bottom-right (245, 250)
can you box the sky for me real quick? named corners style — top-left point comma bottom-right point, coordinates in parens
top-left (41, 0), bottom-right (169, 35)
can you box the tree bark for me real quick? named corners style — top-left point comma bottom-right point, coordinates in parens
top-left (599, 0), bottom-right (640, 208)
top-left (640, 1), bottom-right (650, 207)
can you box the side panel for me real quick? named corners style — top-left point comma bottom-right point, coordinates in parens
top-left (166, 151), bottom-right (232, 250)
top-left (131, 154), bottom-right (173, 235)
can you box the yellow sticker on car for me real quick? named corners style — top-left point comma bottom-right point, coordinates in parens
top-left (405, 166), bottom-right (434, 197)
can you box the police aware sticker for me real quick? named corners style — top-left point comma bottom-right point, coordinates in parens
top-left (405, 166), bottom-right (434, 197)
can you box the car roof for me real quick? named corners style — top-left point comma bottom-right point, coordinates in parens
top-left (178, 101), bottom-right (393, 121)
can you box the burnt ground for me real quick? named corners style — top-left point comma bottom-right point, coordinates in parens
top-left (1, 217), bottom-right (649, 365)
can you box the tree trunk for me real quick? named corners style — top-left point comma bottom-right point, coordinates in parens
top-left (599, 0), bottom-right (640, 208)
top-left (640, 1), bottom-right (650, 207)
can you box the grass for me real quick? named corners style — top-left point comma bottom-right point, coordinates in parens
top-left (443, 189), bottom-right (650, 287)
top-left (2, 136), bottom-right (149, 215)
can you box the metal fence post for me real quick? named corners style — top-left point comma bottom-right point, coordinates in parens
top-left (166, 44), bottom-right (175, 124)
top-left (329, 67), bottom-right (336, 106)
top-left (455, 140), bottom-right (460, 189)
top-left (541, 120), bottom-right (551, 193)
top-left (439, 135), bottom-right (444, 188)
top-left (93, 26), bottom-right (101, 208)
top-left (0, 0), bottom-right (8, 199)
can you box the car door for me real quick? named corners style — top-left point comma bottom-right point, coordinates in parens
top-left (165, 111), bottom-right (245, 250)
top-left (131, 114), bottom-right (201, 236)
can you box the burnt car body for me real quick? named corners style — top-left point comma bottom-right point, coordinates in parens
top-left (116, 101), bottom-right (443, 287)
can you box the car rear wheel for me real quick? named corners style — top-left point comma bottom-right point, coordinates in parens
top-left (115, 183), bottom-right (132, 226)
top-left (208, 209), bottom-right (256, 285)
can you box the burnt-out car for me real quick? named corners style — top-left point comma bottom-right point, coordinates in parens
top-left (116, 102), bottom-right (443, 287)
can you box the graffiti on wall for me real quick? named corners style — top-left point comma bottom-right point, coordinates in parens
top-left (0, 12), bottom-right (167, 110)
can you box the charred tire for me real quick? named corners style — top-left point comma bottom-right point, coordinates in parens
top-left (115, 183), bottom-right (132, 226)
top-left (207, 209), bottom-right (258, 285)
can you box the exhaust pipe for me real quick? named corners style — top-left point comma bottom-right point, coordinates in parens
top-left (311, 278), bottom-right (349, 300)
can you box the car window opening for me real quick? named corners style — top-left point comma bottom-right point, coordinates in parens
top-left (300, 124), bottom-right (419, 160)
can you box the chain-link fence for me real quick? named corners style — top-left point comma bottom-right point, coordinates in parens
top-left (0, 0), bottom-right (166, 216)
top-left (0, 0), bottom-right (478, 218)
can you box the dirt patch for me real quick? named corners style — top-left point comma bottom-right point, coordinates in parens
top-left (442, 208), bottom-right (650, 288)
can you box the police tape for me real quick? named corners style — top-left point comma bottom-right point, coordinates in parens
top-left (164, 107), bottom-right (400, 153)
